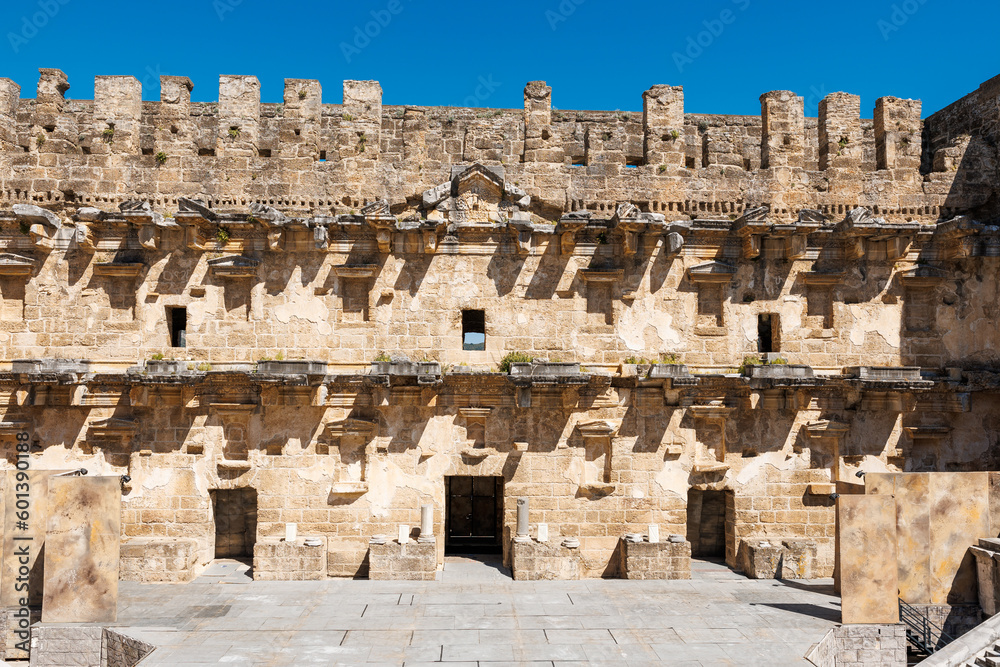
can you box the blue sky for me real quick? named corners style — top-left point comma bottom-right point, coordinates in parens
top-left (1, 0), bottom-right (997, 118)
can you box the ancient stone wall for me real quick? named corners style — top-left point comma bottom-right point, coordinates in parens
top-left (0, 70), bottom-right (996, 582)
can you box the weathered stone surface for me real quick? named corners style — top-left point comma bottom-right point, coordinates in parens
top-left (838, 495), bottom-right (898, 624)
top-left (511, 540), bottom-right (583, 581)
top-left (41, 476), bottom-right (120, 623)
top-left (253, 537), bottom-right (327, 580)
top-left (0, 71), bottom-right (996, 585)
top-left (620, 538), bottom-right (691, 580)
top-left (368, 541), bottom-right (435, 581)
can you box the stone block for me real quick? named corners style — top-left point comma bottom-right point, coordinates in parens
top-left (643, 85), bottom-right (685, 168)
top-left (818, 92), bottom-right (862, 170)
top-left (36, 68), bottom-right (68, 116)
top-left (42, 476), bottom-right (120, 623)
top-left (217, 75), bottom-right (260, 157)
top-left (253, 537), bottom-right (327, 580)
top-left (875, 96), bottom-right (922, 172)
top-left (28, 624), bottom-right (103, 667)
top-left (510, 540), bottom-right (582, 581)
top-left (760, 90), bottom-right (805, 169)
top-left (120, 538), bottom-right (198, 583)
top-left (93, 76), bottom-right (141, 154)
top-left (620, 538), bottom-right (691, 580)
top-left (838, 495), bottom-right (898, 624)
top-left (368, 541), bottom-right (435, 581)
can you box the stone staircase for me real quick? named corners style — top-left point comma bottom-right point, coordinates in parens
top-left (913, 614), bottom-right (1000, 666)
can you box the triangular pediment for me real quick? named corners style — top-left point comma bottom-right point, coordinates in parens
top-left (688, 261), bottom-right (736, 283)
top-left (0, 254), bottom-right (34, 267)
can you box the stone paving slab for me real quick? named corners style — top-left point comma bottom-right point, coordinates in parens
top-left (107, 558), bottom-right (840, 666)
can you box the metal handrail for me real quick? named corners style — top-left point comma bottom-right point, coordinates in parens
top-left (899, 598), bottom-right (956, 655)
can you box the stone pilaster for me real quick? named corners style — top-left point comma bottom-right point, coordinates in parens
top-left (281, 78), bottom-right (321, 159)
top-left (217, 74), bottom-right (260, 158)
top-left (643, 85), bottom-right (685, 169)
top-left (819, 92), bottom-right (862, 170)
top-left (760, 90), bottom-right (805, 169)
top-left (93, 75), bottom-right (142, 155)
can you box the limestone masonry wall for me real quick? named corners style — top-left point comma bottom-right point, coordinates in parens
top-left (0, 70), bottom-right (998, 581)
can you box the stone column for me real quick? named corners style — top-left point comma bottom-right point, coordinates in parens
top-left (643, 85), bottom-right (685, 169)
top-left (523, 80), bottom-right (554, 163)
top-left (418, 504), bottom-right (434, 543)
top-left (514, 497), bottom-right (530, 542)
top-left (156, 75), bottom-right (196, 157)
top-left (94, 75), bottom-right (142, 155)
top-left (341, 80), bottom-right (382, 163)
top-left (0, 79), bottom-right (19, 151)
top-left (760, 90), bottom-right (805, 169)
top-left (217, 75), bottom-right (260, 158)
top-left (875, 96), bottom-right (922, 177)
top-left (819, 92), bottom-right (862, 170)
top-left (281, 78), bottom-right (321, 159)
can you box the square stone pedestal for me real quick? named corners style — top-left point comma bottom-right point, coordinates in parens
top-left (368, 541), bottom-right (437, 580)
top-left (621, 539), bottom-right (691, 580)
top-left (121, 538), bottom-right (199, 583)
top-left (253, 537), bottom-right (328, 580)
top-left (738, 538), bottom-right (816, 579)
top-left (510, 540), bottom-right (582, 581)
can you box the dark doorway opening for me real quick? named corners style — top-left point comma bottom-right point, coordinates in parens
top-left (168, 306), bottom-right (187, 348)
top-left (687, 488), bottom-right (727, 557)
top-left (211, 488), bottom-right (257, 559)
top-left (445, 476), bottom-right (502, 554)
top-left (758, 313), bottom-right (777, 354)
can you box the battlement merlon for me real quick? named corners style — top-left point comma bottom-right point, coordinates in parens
top-left (0, 68), bottom-right (997, 223)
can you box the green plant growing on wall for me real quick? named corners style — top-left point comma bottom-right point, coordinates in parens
top-left (669, 130), bottom-right (680, 141)
top-left (658, 164), bottom-right (668, 174)
top-left (196, 362), bottom-right (212, 372)
top-left (659, 352), bottom-right (681, 364)
top-left (342, 113), bottom-right (354, 121)
top-left (498, 351), bottom-right (533, 373)
top-left (698, 120), bottom-right (709, 133)
top-left (738, 354), bottom-right (763, 374)
top-left (374, 351), bottom-right (390, 362)
top-left (36, 134), bottom-right (45, 147)
top-left (154, 151), bottom-right (168, 165)
top-left (150, 353), bottom-right (165, 361)
top-left (102, 123), bottom-right (115, 143)
top-left (357, 133), bottom-right (367, 153)
top-left (228, 126), bottom-right (241, 139)
top-left (18, 221), bottom-right (30, 235)
top-left (298, 89), bottom-right (307, 99)
top-left (275, 351), bottom-right (284, 361)
top-left (216, 227), bottom-right (230, 244)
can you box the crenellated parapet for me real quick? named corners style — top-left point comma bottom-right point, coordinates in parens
top-left (2, 70), bottom-right (998, 229)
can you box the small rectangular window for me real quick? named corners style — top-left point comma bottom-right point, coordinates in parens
top-left (758, 313), bottom-right (778, 353)
top-left (462, 310), bottom-right (485, 351)
top-left (168, 306), bottom-right (187, 348)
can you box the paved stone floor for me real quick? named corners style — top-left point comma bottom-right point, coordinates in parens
top-left (113, 557), bottom-right (841, 666)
